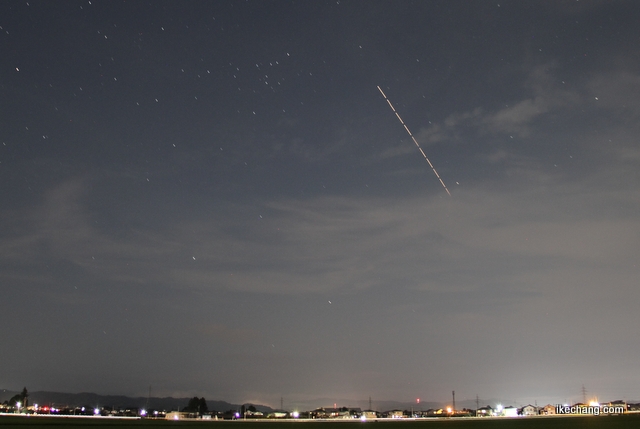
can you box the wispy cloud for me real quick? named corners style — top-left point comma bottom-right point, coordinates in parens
top-left (414, 64), bottom-right (579, 143)
top-left (5, 160), bottom-right (639, 303)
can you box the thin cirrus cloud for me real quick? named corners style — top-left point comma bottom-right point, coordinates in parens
top-left (15, 165), bottom-right (636, 304)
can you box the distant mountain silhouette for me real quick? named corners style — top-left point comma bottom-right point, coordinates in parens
top-left (0, 389), bottom-right (272, 413)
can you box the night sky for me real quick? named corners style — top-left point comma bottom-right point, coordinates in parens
top-left (2, 0), bottom-right (640, 409)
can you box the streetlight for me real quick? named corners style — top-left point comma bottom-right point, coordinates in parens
top-left (16, 402), bottom-right (21, 414)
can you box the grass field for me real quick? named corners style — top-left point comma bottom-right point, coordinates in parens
top-left (2, 415), bottom-right (640, 429)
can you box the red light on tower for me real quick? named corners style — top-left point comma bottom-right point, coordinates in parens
top-left (417, 398), bottom-right (420, 404)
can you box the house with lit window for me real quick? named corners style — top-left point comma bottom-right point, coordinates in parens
top-left (519, 404), bottom-right (537, 416)
top-left (477, 406), bottom-right (493, 416)
top-left (541, 404), bottom-right (556, 415)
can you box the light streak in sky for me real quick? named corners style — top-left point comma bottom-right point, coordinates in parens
top-left (377, 85), bottom-right (451, 196)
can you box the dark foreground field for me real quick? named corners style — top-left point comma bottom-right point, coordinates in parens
top-left (1, 415), bottom-right (640, 429)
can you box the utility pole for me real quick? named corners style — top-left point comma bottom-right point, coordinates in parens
top-left (581, 385), bottom-right (587, 404)
top-left (368, 397), bottom-right (372, 411)
top-left (145, 385), bottom-right (151, 411)
top-left (476, 395), bottom-right (479, 417)
top-left (452, 391), bottom-right (455, 413)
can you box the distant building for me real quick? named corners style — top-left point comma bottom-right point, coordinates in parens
top-left (606, 400), bottom-right (627, 412)
top-left (166, 411), bottom-right (191, 420)
top-left (456, 408), bottom-right (474, 417)
top-left (477, 406), bottom-right (493, 416)
top-left (627, 403), bottom-right (640, 412)
top-left (387, 410), bottom-right (403, 419)
top-left (520, 404), bottom-right (537, 416)
top-left (310, 407), bottom-right (354, 419)
top-left (502, 406), bottom-right (518, 417)
top-left (541, 404), bottom-right (556, 415)
top-left (361, 410), bottom-right (377, 420)
top-left (609, 400), bottom-right (626, 406)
